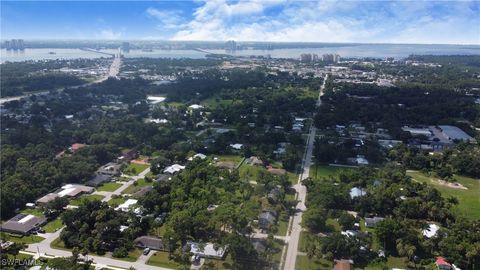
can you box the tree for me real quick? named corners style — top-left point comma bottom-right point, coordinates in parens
top-left (338, 212), bottom-right (356, 230)
top-left (303, 208), bottom-right (327, 233)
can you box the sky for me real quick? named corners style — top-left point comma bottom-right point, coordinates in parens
top-left (1, 0), bottom-right (479, 45)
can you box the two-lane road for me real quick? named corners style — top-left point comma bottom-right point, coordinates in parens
top-left (283, 74), bottom-right (327, 270)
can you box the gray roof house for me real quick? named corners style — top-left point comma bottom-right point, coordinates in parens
top-left (134, 236), bottom-right (167, 251)
top-left (97, 162), bottom-right (122, 176)
top-left (86, 174), bottom-right (112, 187)
top-left (258, 209), bottom-right (277, 230)
top-left (1, 214), bottom-right (47, 235)
top-left (365, 217), bottom-right (385, 228)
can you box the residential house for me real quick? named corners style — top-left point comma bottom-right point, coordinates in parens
top-left (134, 236), bottom-right (168, 251)
top-left (188, 153), bottom-right (207, 161)
top-left (258, 209), bottom-right (277, 230)
top-left (333, 259), bottom-right (353, 270)
top-left (246, 156), bottom-right (263, 166)
top-left (115, 199), bottom-right (138, 212)
top-left (97, 162), bottom-right (122, 177)
top-left (267, 187), bottom-right (282, 203)
top-left (133, 186), bottom-right (154, 198)
top-left (185, 241), bottom-right (227, 259)
top-left (435, 257), bottom-right (454, 270)
top-left (86, 174), bottom-right (112, 187)
top-left (0, 214), bottom-right (47, 235)
top-left (267, 167), bottom-right (286, 176)
top-left (117, 148), bottom-right (138, 163)
top-left (163, 164), bottom-right (186, 174)
top-left (349, 187), bottom-right (366, 199)
top-left (423, 223), bottom-right (440, 239)
top-left (364, 217), bottom-right (384, 228)
top-left (69, 143), bottom-right (87, 153)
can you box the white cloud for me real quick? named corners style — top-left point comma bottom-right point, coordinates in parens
top-left (156, 0), bottom-right (480, 44)
top-left (95, 28), bottom-right (123, 40)
top-left (146, 7), bottom-right (185, 29)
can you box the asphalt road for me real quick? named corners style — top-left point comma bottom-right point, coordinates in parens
top-left (24, 168), bottom-right (171, 270)
top-left (282, 74), bottom-right (327, 270)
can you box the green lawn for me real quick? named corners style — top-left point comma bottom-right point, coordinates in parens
top-left (107, 196), bottom-right (127, 207)
top-left (238, 163), bottom-right (265, 181)
top-left (20, 208), bottom-right (44, 217)
top-left (309, 164), bottom-right (350, 180)
top-left (1, 233), bottom-right (44, 244)
top-left (5, 252), bottom-right (33, 261)
top-left (146, 251), bottom-right (185, 269)
top-left (296, 254), bottom-right (332, 270)
top-left (123, 163), bottom-right (149, 175)
top-left (115, 248), bottom-right (143, 262)
top-left (96, 182), bottom-right (122, 192)
top-left (69, 194), bottom-right (104, 206)
top-left (50, 237), bottom-right (69, 251)
top-left (407, 170), bottom-right (480, 219)
top-left (121, 178), bottom-right (152, 194)
top-left (42, 218), bottom-right (63, 233)
top-left (277, 213), bottom-right (290, 236)
top-left (202, 255), bottom-right (236, 270)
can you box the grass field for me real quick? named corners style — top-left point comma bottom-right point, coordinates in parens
top-left (277, 213), bottom-right (290, 236)
top-left (115, 248), bottom-right (142, 262)
top-left (407, 170), bottom-right (480, 219)
top-left (121, 178), bottom-right (152, 194)
top-left (147, 251), bottom-right (185, 269)
top-left (309, 164), bottom-right (351, 180)
top-left (107, 196), bottom-right (127, 207)
top-left (0, 233), bottom-right (44, 244)
top-left (20, 208), bottom-right (44, 217)
top-left (69, 194), bottom-right (104, 206)
top-left (42, 218), bottom-right (63, 233)
top-left (202, 256), bottom-right (234, 270)
top-left (296, 255), bottom-right (331, 270)
top-left (51, 237), bottom-right (68, 250)
top-left (238, 163), bottom-right (264, 181)
top-left (96, 182), bottom-right (122, 192)
top-left (123, 163), bottom-right (149, 175)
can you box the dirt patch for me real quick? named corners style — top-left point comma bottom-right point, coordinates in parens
top-left (435, 179), bottom-right (468, 190)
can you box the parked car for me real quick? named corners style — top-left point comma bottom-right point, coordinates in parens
top-left (143, 248), bottom-right (150, 255)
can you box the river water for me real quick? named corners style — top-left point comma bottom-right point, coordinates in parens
top-left (1, 44), bottom-right (479, 63)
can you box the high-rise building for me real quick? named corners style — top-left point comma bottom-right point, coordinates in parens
top-left (122, 42), bottom-right (130, 53)
top-left (5, 39), bottom-right (25, 50)
top-left (225, 40), bottom-right (237, 52)
top-left (300, 53), bottom-right (312, 63)
top-left (322, 53), bottom-right (341, 63)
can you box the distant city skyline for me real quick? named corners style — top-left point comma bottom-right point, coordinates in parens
top-left (1, 1), bottom-right (479, 45)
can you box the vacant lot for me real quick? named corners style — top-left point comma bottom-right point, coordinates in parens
top-left (309, 164), bottom-right (351, 180)
top-left (407, 170), bottom-right (480, 219)
top-left (121, 178), bottom-right (152, 194)
top-left (124, 163), bottom-right (149, 175)
top-left (69, 194), bottom-right (104, 206)
top-left (42, 218), bottom-right (63, 233)
top-left (96, 182), bottom-right (122, 192)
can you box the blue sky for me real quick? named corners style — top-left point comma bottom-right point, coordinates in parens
top-left (1, 1), bottom-right (479, 44)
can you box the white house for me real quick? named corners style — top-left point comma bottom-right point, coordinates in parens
top-left (164, 164), bottom-right (186, 174)
top-left (115, 199), bottom-right (138, 212)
